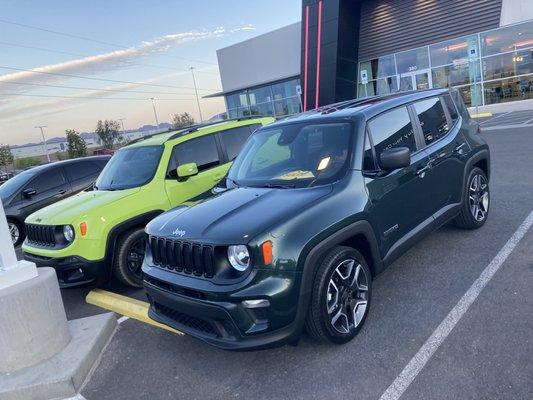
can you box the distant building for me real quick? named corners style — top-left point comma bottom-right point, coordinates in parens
top-left (10, 123), bottom-right (172, 158)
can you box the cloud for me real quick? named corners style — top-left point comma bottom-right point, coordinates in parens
top-left (0, 24), bottom-right (253, 95)
top-left (0, 67), bottom-right (213, 123)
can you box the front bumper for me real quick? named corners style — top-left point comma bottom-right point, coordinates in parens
top-left (143, 264), bottom-right (305, 351)
top-left (23, 251), bottom-right (108, 288)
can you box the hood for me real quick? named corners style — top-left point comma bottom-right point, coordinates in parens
top-left (147, 185), bottom-right (332, 243)
top-left (25, 188), bottom-right (140, 224)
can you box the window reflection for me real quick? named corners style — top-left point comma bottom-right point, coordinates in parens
top-left (430, 35), bottom-right (478, 67)
top-left (432, 61), bottom-right (481, 88)
top-left (482, 50), bottom-right (533, 80)
top-left (484, 75), bottom-right (533, 104)
top-left (481, 23), bottom-right (533, 56)
top-left (225, 78), bottom-right (301, 118)
top-left (395, 47), bottom-right (429, 74)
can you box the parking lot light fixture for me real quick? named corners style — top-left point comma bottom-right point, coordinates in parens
top-left (35, 125), bottom-right (51, 163)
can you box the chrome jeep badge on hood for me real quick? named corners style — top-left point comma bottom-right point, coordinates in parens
top-left (172, 228), bottom-right (186, 237)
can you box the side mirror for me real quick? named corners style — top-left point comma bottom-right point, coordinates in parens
top-left (176, 163), bottom-right (198, 179)
top-left (22, 188), bottom-right (37, 198)
top-left (379, 147), bottom-right (411, 170)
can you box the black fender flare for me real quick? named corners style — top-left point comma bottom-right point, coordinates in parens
top-left (103, 210), bottom-right (164, 279)
top-left (292, 220), bottom-right (382, 336)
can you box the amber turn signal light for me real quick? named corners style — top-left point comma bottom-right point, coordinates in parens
top-left (262, 240), bottom-right (273, 265)
top-left (80, 222), bottom-right (88, 236)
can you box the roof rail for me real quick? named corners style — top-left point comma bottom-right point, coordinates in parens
top-left (126, 130), bottom-right (170, 145)
top-left (166, 115), bottom-right (268, 141)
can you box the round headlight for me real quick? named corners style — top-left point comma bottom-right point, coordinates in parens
top-left (63, 225), bottom-right (74, 242)
top-left (227, 245), bottom-right (250, 271)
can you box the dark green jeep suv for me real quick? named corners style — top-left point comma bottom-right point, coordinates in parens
top-left (142, 89), bottom-right (490, 350)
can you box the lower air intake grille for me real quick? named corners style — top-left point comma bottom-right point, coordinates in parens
top-left (154, 303), bottom-right (217, 336)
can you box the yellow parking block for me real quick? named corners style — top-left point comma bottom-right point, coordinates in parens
top-left (470, 112), bottom-right (493, 119)
top-left (86, 289), bottom-right (184, 336)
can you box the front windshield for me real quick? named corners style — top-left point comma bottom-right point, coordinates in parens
top-left (95, 145), bottom-right (163, 190)
top-left (0, 169), bottom-right (37, 199)
top-left (228, 122), bottom-right (352, 188)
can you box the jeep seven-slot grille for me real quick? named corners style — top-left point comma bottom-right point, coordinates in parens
top-left (26, 224), bottom-right (56, 246)
top-left (149, 236), bottom-right (215, 278)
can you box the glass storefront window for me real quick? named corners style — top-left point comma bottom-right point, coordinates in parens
top-left (358, 55), bottom-right (395, 82)
top-left (273, 97), bottom-right (301, 116)
top-left (272, 79), bottom-right (299, 99)
top-left (481, 22), bottom-right (533, 56)
top-left (226, 92), bottom-right (248, 110)
top-left (455, 84), bottom-right (482, 107)
top-left (395, 47), bottom-right (429, 74)
top-left (482, 49), bottom-right (533, 80)
top-left (225, 78), bottom-right (301, 118)
top-left (483, 75), bottom-right (533, 105)
top-left (248, 86), bottom-right (272, 105)
top-left (429, 35), bottom-right (478, 67)
top-left (250, 102), bottom-right (275, 116)
top-left (432, 61), bottom-right (481, 88)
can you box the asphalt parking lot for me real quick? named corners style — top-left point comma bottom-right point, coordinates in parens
top-left (16, 119), bottom-right (533, 400)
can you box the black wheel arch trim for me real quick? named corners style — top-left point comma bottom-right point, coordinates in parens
top-left (291, 220), bottom-right (382, 340)
top-left (103, 210), bottom-right (164, 280)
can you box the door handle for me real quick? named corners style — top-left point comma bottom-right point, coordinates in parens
top-left (453, 143), bottom-right (467, 154)
top-left (416, 163), bottom-right (431, 177)
top-left (58, 189), bottom-right (66, 195)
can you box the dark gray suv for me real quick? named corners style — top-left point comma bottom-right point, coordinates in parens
top-left (142, 88), bottom-right (490, 350)
top-left (0, 156), bottom-right (109, 246)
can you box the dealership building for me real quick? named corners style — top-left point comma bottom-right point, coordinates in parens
top-left (208, 0), bottom-right (533, 117)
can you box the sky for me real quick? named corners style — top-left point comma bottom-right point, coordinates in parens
top-left (0, 0), bottom-right (301, 146)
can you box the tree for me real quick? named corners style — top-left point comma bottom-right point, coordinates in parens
top-left (95, 120), bottom-right (122, 150)
top-left (171, 112), bottom-right (195, 129)
top-left (0, 145), bottom-right (14, 171)
top-left (65, 129), bottom-right (87, 158)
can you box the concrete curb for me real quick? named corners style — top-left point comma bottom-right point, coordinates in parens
top-left (0, 313), bottom-right (117, 400)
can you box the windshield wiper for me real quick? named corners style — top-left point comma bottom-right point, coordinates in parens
top-left (260, 183), bottom-right (296, 189)
top-left (226, 177), bottom-right (240, 187)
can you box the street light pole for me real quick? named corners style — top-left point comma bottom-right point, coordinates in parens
top-left (149, 98), bottom-right (159, 131)
top-left (35, 125), bottom-right (51, 163)
top-left (190, 67), bottom-right (203, 123)
top-left (117, 118), bottom-right (126, 136)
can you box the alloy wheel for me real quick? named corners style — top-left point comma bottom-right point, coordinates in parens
top-left (326, 259), bottom-right (369, 334)
top-left (469, 174), bottom-right (489, 222)
top-left (8, 222), bottom-right (19, 245)
top-left (126, 236), bottom-right (147, 279)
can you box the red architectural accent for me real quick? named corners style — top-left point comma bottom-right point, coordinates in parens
top-left (315, 0), bottom-right (323, 109)
top-left (303, 5), bottom-right (310, 111)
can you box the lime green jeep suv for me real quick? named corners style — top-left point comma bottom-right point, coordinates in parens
top-left (22, 117), bottom-right (274, 287)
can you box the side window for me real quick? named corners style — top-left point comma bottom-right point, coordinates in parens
top-left (363, 129), bottom-right (376, 170)
top-left (219, 126), bottom-right (254, 161)
top-left (414, 97), bottom-right (450, 145)
top-left (172, 134), bottom-right (220, 174)
top-left (29, 168), bottom-right (66, 193)
top-left (368, 106), bottom-right (417, 161)
top-left (442, 94), bottom-right (459, 122)
top-left (65, 161), bottom-right (100, 182)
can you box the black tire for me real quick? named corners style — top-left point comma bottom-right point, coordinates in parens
top-left (112, 228), bottom-right (147, 288)
top-left (305, 246), bottom-right (372, 344)
top-left (8, 219), bottom-right (24, 247)
top-left (454, 167), bottom-right (490, 229)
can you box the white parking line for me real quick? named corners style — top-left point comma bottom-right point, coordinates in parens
top-left (379, 210), bottom-right (533, 400)
top-left (522, 117), bottom-right (533, 125)
top-left (117, 315), bottom-right (130, 324)
top-left (479, 111), bottom-right (512, 125)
